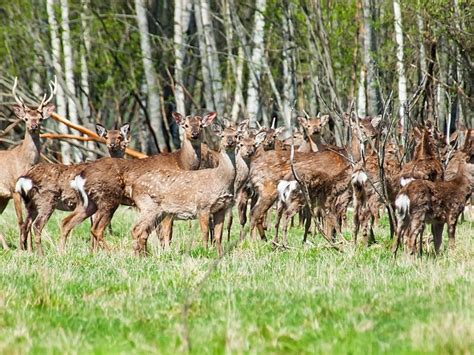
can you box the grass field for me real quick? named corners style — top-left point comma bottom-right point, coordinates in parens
top-left (0, 204), bottom-right (473, 354)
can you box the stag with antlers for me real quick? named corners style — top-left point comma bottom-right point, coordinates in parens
top-left (0, 77), bottom-right (56, 250)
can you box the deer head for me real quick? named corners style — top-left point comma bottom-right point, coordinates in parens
top-left (11, 77), bottom-right (56, 133)
top-left (172, 112), bottom-right (217, 142)
top-left (96, 122), bottom-right (131, 156)
top-left (297, 115), bottom-right (329, 138)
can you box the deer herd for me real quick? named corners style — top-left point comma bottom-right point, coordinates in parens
top-left (1, 79), bottom-right (473, 257)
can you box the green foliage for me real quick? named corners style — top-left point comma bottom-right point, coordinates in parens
top-left (0, 205), bottom-right (472, 353)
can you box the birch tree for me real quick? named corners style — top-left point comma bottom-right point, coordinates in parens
top-left (282, 1), bottom-right (296, 128)
top-left (135, 0), bottom-right (168, 153)
top-left (361, 0), bottom-right (381, 116)
top-left (60, 0), bottom-right (82, 161)
top-left (194, 0), bottom-right (213, 111)
top-left (245, 0), bottom-right (266, 127)
top-left (174, 0), bottom-right (186, 116)
top-left (393, 0), bottom-right (407, 134)
top-left (46, 0), bottom-right (71, 164)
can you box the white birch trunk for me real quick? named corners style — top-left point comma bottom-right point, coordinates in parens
top-left (437, 38), bottom-right (448, 133)
top-left (174, 0), bottom-right (186, 116)
top-left (197, 0), bottom-right (224, 115)
top-left (393, 0), bottom-right (407, 134)
top-left (245, 0), bottom-right (266, 127)
top-left (361, 0), bottom-right (380, 116)
top-left (282, 2), bottom-right (296, 128)
top-left (416, 11), bottom-right (427, 77)
top-left (135, 0), bottom-right (168, 153)
top-left (231, 46), bottom-right (245, 122)
top-left (357, 68), bottom-right (367, 117)
top-left (80, 0), bottom-right (94, 159)
top-left (46, 0), bottom-right (71, 164)
top-left (194, 0), bottom-right (213, 110)
top-left (60, 0), bottom-right (82, 162)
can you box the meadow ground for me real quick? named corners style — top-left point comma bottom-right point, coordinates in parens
top-left (0, 204), bottom-right (473, 354)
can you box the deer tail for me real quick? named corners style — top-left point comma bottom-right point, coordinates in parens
top-left (70, 174), bottom-right (89, 208)
top-left (15, 177), bottom-right (34, 204)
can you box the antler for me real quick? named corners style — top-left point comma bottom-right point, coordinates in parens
top-left (12, 77), bottom-right (26, 107)
top-left (38, 75), bottom-right (57, 110)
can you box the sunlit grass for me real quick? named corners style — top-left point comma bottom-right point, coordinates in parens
top-left (0, 204), bottom-right (473, 353)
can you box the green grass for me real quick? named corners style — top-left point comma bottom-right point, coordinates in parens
top-left (0, 204), bottom-right (473, 354)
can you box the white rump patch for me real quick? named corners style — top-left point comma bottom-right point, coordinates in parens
top-left (351, 170), bottom-right (367, 185)
top-left (278, 180), bottom-right (299, 203)
top-left (400, 177), bottom-right (414, 187)
top-left (70, 175), bottom-right (88, 208)
top-left (15, 177), bottom-right (33, 195)
top-left (395, 194), bottom-right (410, 220)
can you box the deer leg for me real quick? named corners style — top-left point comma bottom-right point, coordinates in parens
top-left (447, 221), bottom-right (456, 251)
top-left (273, 202), bottom-right (284, 246)
top-left (198, 212), bottom-right (211, 249)
top-left (12, 192), bottom-right (24, 245)
top-left (237, 191), bottom-right (249, 241)
top-left (302, 207), bottom-right (312, 244)
top-left (226, 208), bottom-right (233, 242)
top-left (91, 211), bottom-right (114, 252)
top-left (132, 208), bottom-right (162, 257)
top-left (431, 223), bottom-right (444, 255)
top-left (159, 215), bottom-right (173, 249)
top-left (250, 195), bottom-right (275, 242)
top-left (59, 202), bottom-right (97, 254)
top-left (213, 209), bottom-right (226, 257)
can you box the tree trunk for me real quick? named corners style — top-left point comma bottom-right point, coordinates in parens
top-left (194, 0), bottom-right (213, 111)
top-left (282, 1), bottom-right (296, 128)
top-left (393, 0), bottom-right (407, 135)
top-left (174, 0), bottom-right (186, 116)
top-left (361, 0), bottom-right (381, 116)
top-left (80, 0), bottom-right (95, 159)
top-left (199, 0), bottom-right (224, 115)
top-left (245, 0), bottom-right (266, 127)
top-left (46, 0), bottom-right (72, 164)
top-left (135, 0), bottom-right (168, 153)
top-left (60, 0), bottom-right (82, 162)
top-left (437, 38), bottom-right (448, 133)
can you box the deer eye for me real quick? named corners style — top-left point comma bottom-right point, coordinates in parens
top-left (184, 124), bottom-right (189, 128)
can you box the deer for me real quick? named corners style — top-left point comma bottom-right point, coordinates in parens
top-left (15, 122), bottom-right (132, 254)
top-left (61, 122), bottom-right (238, 256)
top-left (297, 115), bottom-right (329, 152)
top-left (0, 77), bottom-right (56, 250)
top-left (95, 122), bottom-right (131, 158)
top-left (273, 145), bottom-right (352, 247)
top-left (52, 112), bottom-right (216, 252)
top-left (394, 151), bottom-right (472, 256)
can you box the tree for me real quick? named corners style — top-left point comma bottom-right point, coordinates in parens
top-left (393, 0), bottom-right (407, 134)
top-left (134, 0), bottom-right (168, 153)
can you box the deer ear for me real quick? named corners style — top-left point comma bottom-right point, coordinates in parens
top-left (41, 103), bottom-right (55, 119)
top-left (96, 123), bottom-right (107, 138)
top-left (120, 123), bottom-right (131, 138)
top-left (223, 118), bottom-right (232, 128)
top-left (12, 104), bottom-right (26, 119)
top-left (320, 115), bottom-right (329, 126)
top-left (172, 112), bottom-right (184, 125)
top-left (297, 116), bottom-right (307, 127)
top-left (255, 131), bottom-right (267, 147)
top-left (202, 112), bottom-right (217, 127)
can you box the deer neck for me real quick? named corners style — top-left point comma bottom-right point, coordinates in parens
top-left (218, 147), bottom-right (237, 185)
top-left (19, 129), bottom-right (41, 165)
top-left (179, 137), bottom-right (202, 170)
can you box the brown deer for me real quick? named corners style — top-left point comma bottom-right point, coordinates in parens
top-left (0, 77), bottom-right (56, 250)
top-left (394, 151), bottom-right (472, 256)
top-left (62, 122), bottom-right (237, 256)
top-left (297, 115), bottom-right (329, 152)
top-left (16, 123), bottom-right (132, 254)
top-left (55, 112), bottom-right (216, 252)
top-left (95, 122), bottom-right (131, 158)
